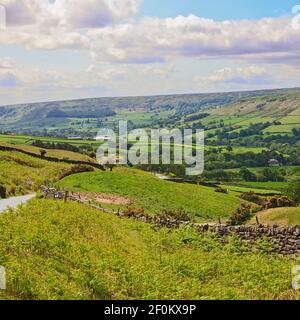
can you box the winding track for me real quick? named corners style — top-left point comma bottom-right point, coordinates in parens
top-left (0, 194), bottom-right (36, 213)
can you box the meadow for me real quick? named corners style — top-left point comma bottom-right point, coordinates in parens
top-left (0, 141), bottom-right (96, 163)
top-left (0, 150), bottom-right (68, 196)
top-left (0, 199), bottom-right (297, 300)
top-left (250, 207), bottom-right (300, 226)
top-left (58, 167), bottom-right (244, 222)
top-left (235, 182), bottom-right (289, 192)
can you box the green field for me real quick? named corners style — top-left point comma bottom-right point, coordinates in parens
top-left (0, 150), bottom-right (69, 196)
top-left (0, 134), bottom-right (101, 149)
top-left (58, 167), bottom-right (245, 222)
top-left (264, 124), bottom-right (300, 134)
top-left (251, 207), bottom-right (300, 226)
top-left (0, 199), bottom-right (297, 300)
top-left (234, 182), bottom-right (289, 192)
top-left (220, 185), bottom-right (281, 195)
top-left (0, 141), bottom-right (96, 163)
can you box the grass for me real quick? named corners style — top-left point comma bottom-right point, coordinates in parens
top-left (0, 141), bottom-right (96, 163)
top-left (264, 124), bottom-right (300, 133)
top-left (251, 207), bottom-right (300, 226)
top-left (219, 184), bottom-right (281, 195)
top-left (58, 167), bottom-right (245, 222)
top-left (0, 134), bottom-right (102, 150)
top-left (234, 182), bottom-right (289, 192)
top-left (0, 198), bottom-right (298, 300)
top-left (0, 150), bottom-right (69, 196)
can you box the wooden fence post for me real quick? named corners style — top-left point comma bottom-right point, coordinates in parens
top-left (64, 191), bottom-right (69, 203)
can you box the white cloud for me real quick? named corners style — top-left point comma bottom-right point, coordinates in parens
top-left (1, 3), bottom-right (300, 67)
top-left (1, 0), bottom-right (48, 26)
top-left (52, 0), bottom-right (141, 28)
top-left (201, 66), bottom-right (268, 84)
top-left (0, 56), bottom-right (15, 69)
top-left (88, 15), bottom-right (300, 65)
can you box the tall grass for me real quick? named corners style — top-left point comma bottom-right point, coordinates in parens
top-left (0, 151), bottom-right (68, 196)
top-left (0, 199), bottom-right (297, 300)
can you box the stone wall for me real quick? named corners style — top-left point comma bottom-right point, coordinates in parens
top-left (40, 186), bottom-right (300, 255)
top-left (194, 224), bottom-right (300, 255)
top-left (0, 145), bottom-right (105, 170)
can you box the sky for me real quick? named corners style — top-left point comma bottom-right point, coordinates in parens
top-left (1, 0), bottom-right (300, 105)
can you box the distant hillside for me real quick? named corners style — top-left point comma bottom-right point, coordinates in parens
top-left (210, 91), bottom-right (300, 117)
top-left (0, 88), bottom-right (297, 125)
top-left (1, 87), bottom-right (300, 137)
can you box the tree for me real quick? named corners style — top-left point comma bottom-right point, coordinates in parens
top-left (239, 167), bottom-right (257, 182)
top-left (286, 180), bottom-right (300, 203)
top-left (226, 145), bottom-right (233, 152)
top-left (40, 149), bottom-right (47, 157)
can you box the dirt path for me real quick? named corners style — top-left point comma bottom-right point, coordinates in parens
top-left (0, 194), bottom-right (36, 213)
top-left (73, 192), bottom-right (132, 206)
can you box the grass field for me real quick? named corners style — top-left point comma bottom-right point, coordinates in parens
top-left (219, 185), bottom-right (281, 195)
top-left (0, 150), bottom-right (69, 196)
top-left (251, 207), bottom-right (300, 226)
top-left (0, 141), bottom-right (96, 163)
top-left (234, 182), bottom-right (289, 192)
top-left (0, 198), bottom-right (297, 300)
top-left (0, 134), bottom-right (101, 149)
top-left (264, 124), bottom-right (300, 134)
top-left (58, 167), bottom-right (245, 222)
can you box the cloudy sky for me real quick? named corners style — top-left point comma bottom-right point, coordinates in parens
top-left (1, 0), bottom-right (300, 105)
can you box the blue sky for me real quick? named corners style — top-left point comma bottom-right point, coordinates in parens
top-left (0, 0), bottom-right (300, 105)
top-left (140, 0), bottom-right (298, 20)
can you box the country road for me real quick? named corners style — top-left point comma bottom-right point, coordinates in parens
top-left (0, 194), bottom-right (36, 213)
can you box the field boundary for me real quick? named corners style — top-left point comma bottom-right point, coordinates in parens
top-left (40, 186), bottom-right (300, 255)
top-left (0, 145), bottom-right (105, 171)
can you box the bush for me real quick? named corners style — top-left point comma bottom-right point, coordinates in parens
top-left (261, 196), bottom-right (295, 209)
top-left (123, 207), bottom-right (146, 218)
top-left (215, 187), bottom-right (228, 194)
top-left (240, 192), bottom-right (263, 205)
top-left (59, 165), bottom-right (94, 180)
top-left (285, 181), bottom-right (300, 204)
top-left (228, 203), bottom-right (253, 225)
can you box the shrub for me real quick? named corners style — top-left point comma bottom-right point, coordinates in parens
top-left (215, 187), bottom-right (228, 194)
top-left (261, 196), bottom-right (295, 210)
top-left (159, 209), bottom-right (191, 221)
top-left (228, 203), bottom-right (253, 225)
top-left (123, 207), bottom-right (146, 218)
top-left (240, 192), bottom-right (263, 205)
top-left (59, 165), bottom-right (94, 180)
top-left (285, 181), bottom-right (300, 204)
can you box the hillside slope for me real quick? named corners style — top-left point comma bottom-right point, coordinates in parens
top-left (0, 199), bottom-right (297, 300)
top-left (58, 167), bottom-right (245, 222)
top-left (0, 88), bottom-right (298, 133)
top-left (251, 207), bottom-right (300, 226)
top-left (210, 91), bottom-right (300, 117)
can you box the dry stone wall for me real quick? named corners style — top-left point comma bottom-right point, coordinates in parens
top-left (40, 187), bottom-right (300, 255)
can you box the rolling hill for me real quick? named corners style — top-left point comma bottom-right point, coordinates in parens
top-left (0, 88), bottom-right (299, 136)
